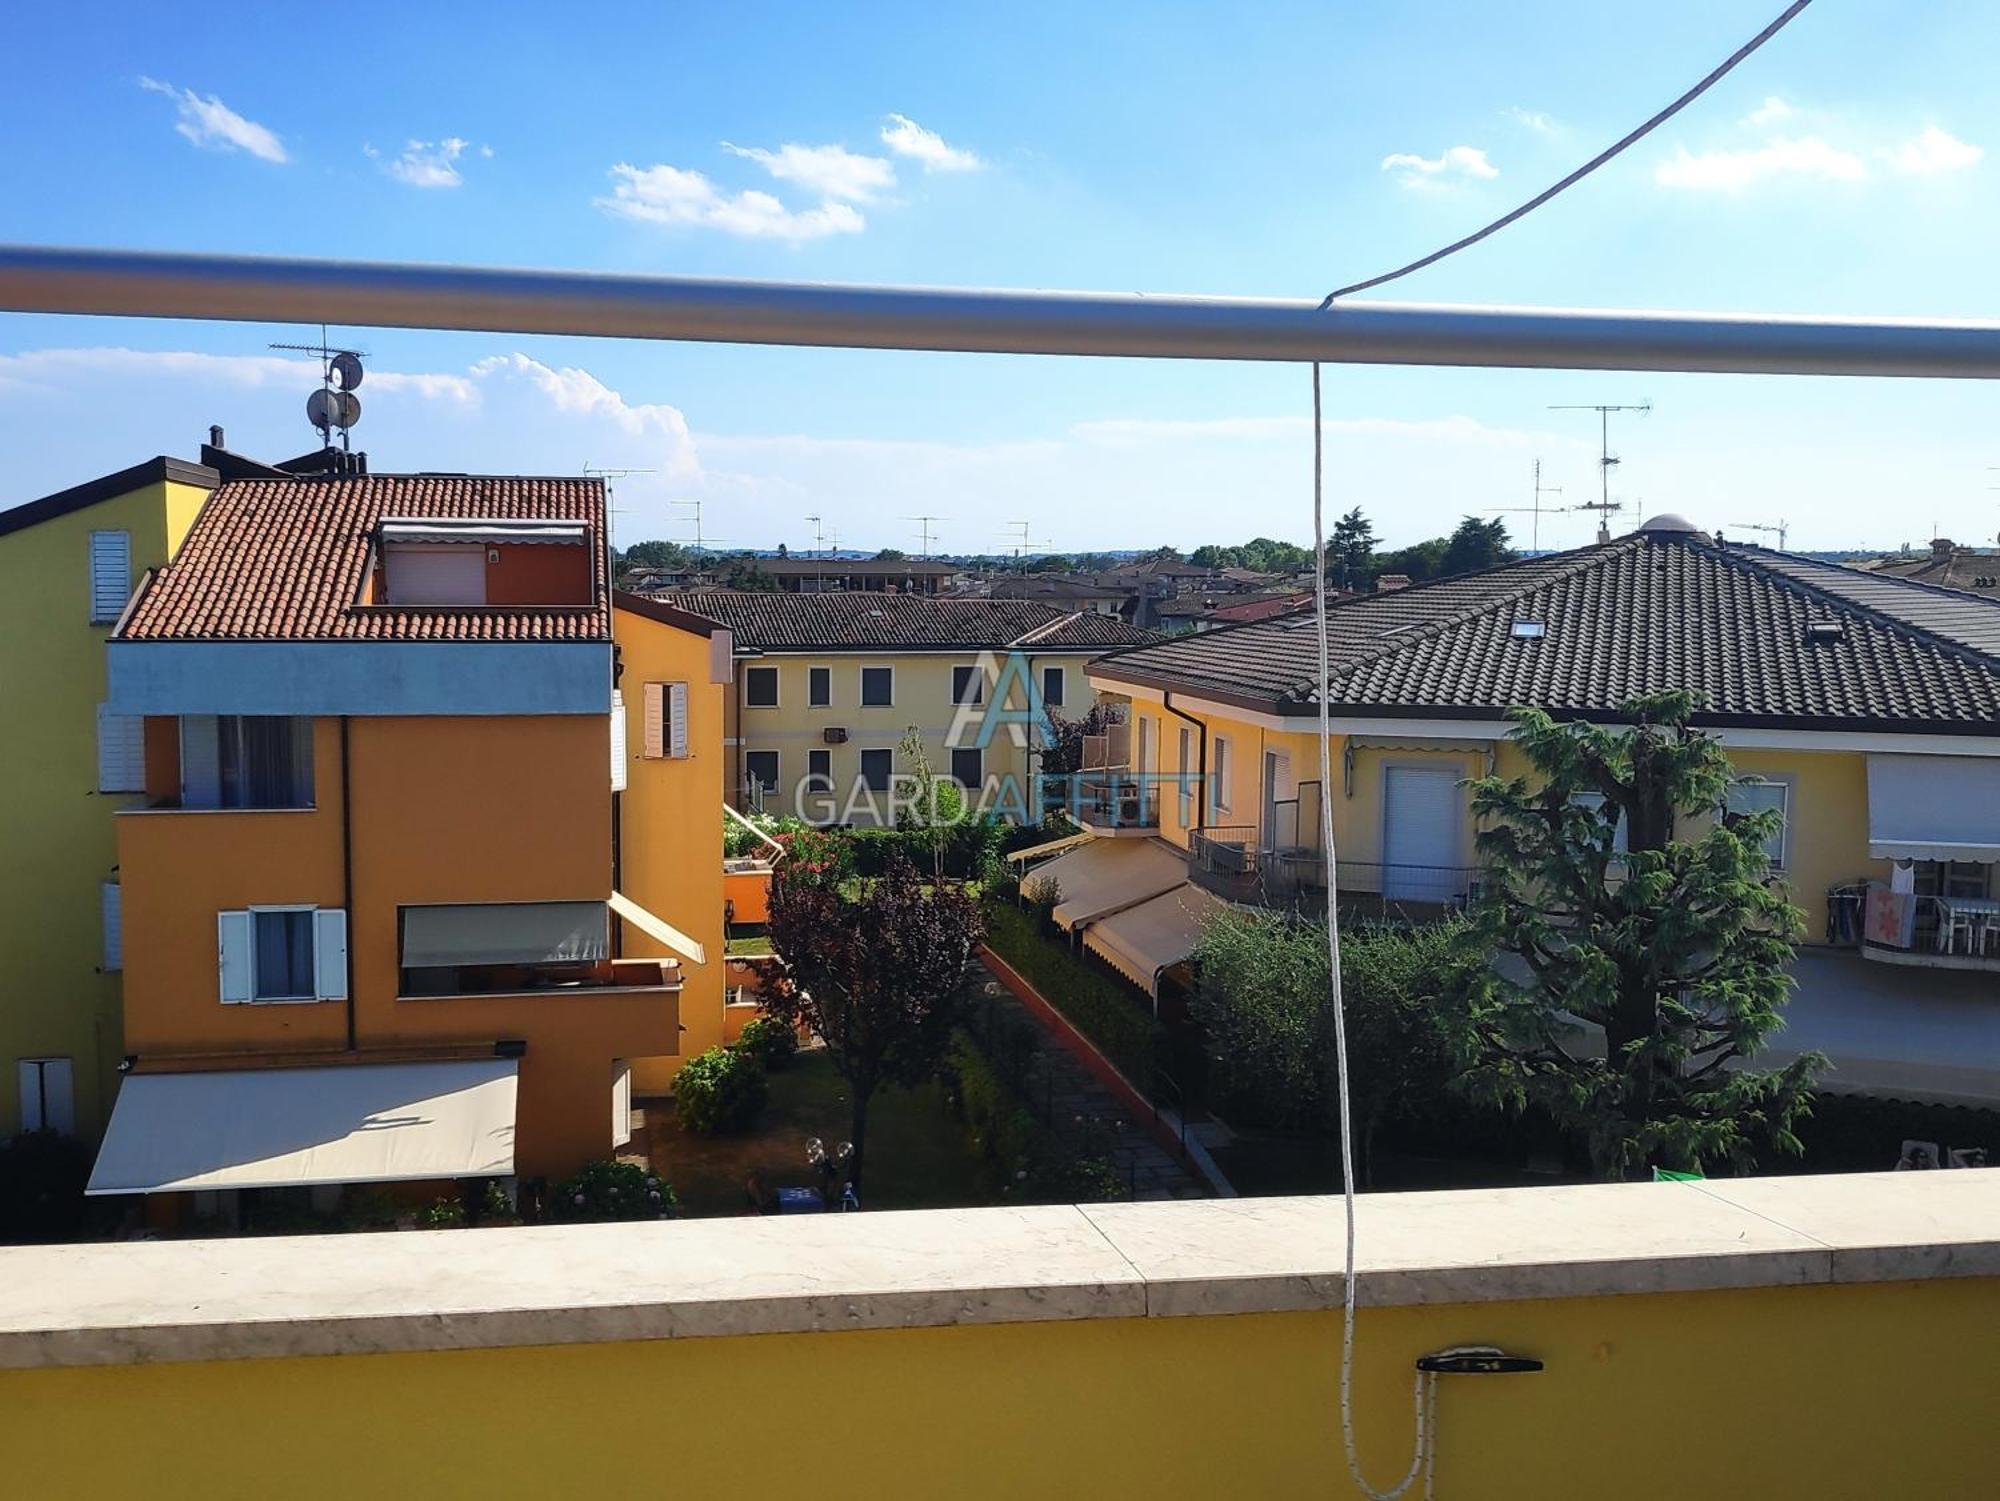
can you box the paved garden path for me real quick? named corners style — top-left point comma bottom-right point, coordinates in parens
top-left (967, 959), bottom-right (1207, 1202)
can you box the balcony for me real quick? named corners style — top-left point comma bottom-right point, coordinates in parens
top-left (0, 1172), bottom-right (1991, 1496)
top-left (1831, 880), bottom-right (2000, 975)
top-left (1073, 774), bottom-right (1160, 836)
top-left (1188, 827), bottom-right (1479, 916)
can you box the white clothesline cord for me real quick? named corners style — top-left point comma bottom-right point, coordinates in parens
top-left (1314, 361), bottom-right (1438, 1499)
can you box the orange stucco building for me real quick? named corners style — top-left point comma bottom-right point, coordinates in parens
top-left (91, 472), bottom-right (723, 1205)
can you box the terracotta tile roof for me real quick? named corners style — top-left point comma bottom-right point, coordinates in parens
top-left (1090, 528), bottom-right (2000, 733)
top-left (645, 590), bottom-right (1160, 652)
top-left (118, 475), bottom-right (609, 643)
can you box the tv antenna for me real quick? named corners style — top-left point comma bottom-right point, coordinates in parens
top-left (805, 513), bottom-right (832, 559)
top-left (271, 326), bottom-right (366, 451)
top-left (905, 515), bottom-right (943, 557)
top-left (999, 520), bottom-right (1052, 563)
top-left (1730, 518), bottom-right (1791, 551)
top-left (583, 465), bottom-right (654, 550)
top-left (1551, 401), bottom-right (1650, 542)
top-left (670, 498), bottom-right (705, 553)
top-left (1489, 458), bottom-right (1565, 552)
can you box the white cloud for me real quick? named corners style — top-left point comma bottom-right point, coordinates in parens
top-left (596, 162), bottom-right (866, 240)
top-left (0, 346), bottom-right (477, 403)
top-left (1744, 96), bottom-right (1794, 128)
top-left (1654, 135), bottom-right (1866, 191)
top-left (880, 114), bottom-right (982, 172)
top-left (720, 141), bottom-right (895, 201)
top-left (137, 77), bottom-right (287, 163)
top-left (1381, 145), bottom-right (1498, 186)
top-left (374, 137), bottom-right (477, 189)
top-left (1884, 126), bottom-right (1982, 176)
top-left (1504, 107), bottom-right (1554, 134)
top-left (468, 353), bottom-right (700, 479)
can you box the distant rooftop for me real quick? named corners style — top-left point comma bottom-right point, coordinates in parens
top-left (645, 589), bottom-right (1159, 653)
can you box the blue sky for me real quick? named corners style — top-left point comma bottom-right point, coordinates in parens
top-left (3, 1), bottom-right (1998, 554)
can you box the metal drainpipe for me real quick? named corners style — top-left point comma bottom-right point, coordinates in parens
top-left (339, 716), bottom-right (356, 1052)
top-left (1161, 692), bottom-right (1207, 833)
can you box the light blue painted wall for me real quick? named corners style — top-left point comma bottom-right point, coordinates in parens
top-left (108, 642), bottom-right (611, 716)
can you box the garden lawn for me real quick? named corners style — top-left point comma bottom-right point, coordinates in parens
top-left (644, 1046), bottom-right (993, 1217)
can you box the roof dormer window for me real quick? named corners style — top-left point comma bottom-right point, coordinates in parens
top-left (377, 518), bottom-right (592, 608)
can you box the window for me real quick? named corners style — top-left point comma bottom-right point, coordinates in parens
top-left (88, 530), bottom-right (131, 623)
top-left (745, 665), bottom-right (780, 708)
top-left (806, 748), bottom-right (832, 791)
top-left (952, 665), bottom-right (984, 706)
top-left (861, 665), bottom-right (894, 707)
top-left (1178, 726), bottom-right (1194, 825)
top-left (952, 747), bottom-right (983, 789)
top-left (101, 882), bottom-right (122, 972)
top-left (1727, 778), bottom-right (1791, 869)
top-left (726, 984), bottom-right (757, 1008)
top-left (642, 682), bottom-right (689, 759)
top-left (808, 666), bottom-right (832, 707)
top-left (1574, 792), bottom-right (1630, 855)
top-left (1211, 736), bottom-right (1231, 815)
top-left (860, 747), bottom-right (893, 792)
top-left (17, 1058), bottom-right (74, 1135)
top-left (744, 750), bottom-right (780, 794)
top-left (181, 716), bottom-right (313, 809)
top-left (218, 907), bottom-right (347, 1004)
top-left (96, 704), bottom-right (145, 793)
top-left (1041, 665), bottom-right (1066, 708)
top-left (399, 900), bottom-right (610, 997)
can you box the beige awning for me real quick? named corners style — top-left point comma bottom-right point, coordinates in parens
top-left (1026, 838), bottom-right (1190, 931)
top-left (1005, 829), bottom-right (1095, 865)
top-left (86, 1060), bottom-right (517, 1195)
top-left (1082, 884), bottom-right (1231, 998)
top-left (610, 889), bottom-right (707, 966)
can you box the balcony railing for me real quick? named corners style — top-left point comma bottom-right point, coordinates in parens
top-left (1073, 774), bottom-right (1160, 833)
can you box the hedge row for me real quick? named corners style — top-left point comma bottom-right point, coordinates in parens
top-left (948, 1036), bottom-right (1121, 1203)
top-left (979, 897), bottom-right (1166, 1087)
top-left (845, 818), bottom-right (1008, 879)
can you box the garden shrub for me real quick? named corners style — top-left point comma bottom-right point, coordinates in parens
top-left (979, 897), bottom-right (1165, 1086)
top-left (734, 1013), bottom-right (798, 1071)
top-left (551, 1158), bottom-right (678, 1222)
top-left (948, 1036), bottom-right (1121, 1204)
top-left (675, 1044), bottom-right (768, 1134)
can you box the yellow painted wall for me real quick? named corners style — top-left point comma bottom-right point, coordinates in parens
top-left (730, 651), bottom-right (1108, 824)
top-left (613, 606), bottom-right (727, 1093)
top-left (0, 475), bottom-right (209, 1136)
top-left (5, 1277), bottom-right (1992, 1497)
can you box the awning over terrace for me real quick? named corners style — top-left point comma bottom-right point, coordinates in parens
top-left (1081, 883), bottom-right (1231, 999)
top-left (609, 890), bottom-right (708, 967)
top-left (1026, 837), bottom-right (1190, 931)
top-left (1866, 755), bottom-right (2000, 862)
top-left (85, 1060), bottom-right (518, 1195)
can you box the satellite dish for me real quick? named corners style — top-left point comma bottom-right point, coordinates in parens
top-left (306, 388), bottom-right (362, 431)
top-left (329, 351), bottom-right (364, 391)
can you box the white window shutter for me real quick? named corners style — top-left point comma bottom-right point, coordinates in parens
top-left (218, 910), bottom-right (252, 1003)
top-left (97, 705), bottom-right (145, 793)
top-left (669, 682), bottom-right (689, 759)
top-left (101, 882), bottom-right (122, 971)
top-left (642, 682), bottom-right (666, 759)
top-left (89, 530), bottom-right (131, 623)
top-left (609, 691), bottom-right (628, 791)
top-left (314, 909), bottom-right (349, 1000)
top-left (612, 1061), bottom-right (633, 1147)
top-left (16, 1061), bottom-right (43, 1132)
top-left (18, 1059), bottom-right (74, 1135)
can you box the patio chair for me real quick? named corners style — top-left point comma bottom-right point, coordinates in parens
top-left (1940, 903), bottom-right (1979, 955)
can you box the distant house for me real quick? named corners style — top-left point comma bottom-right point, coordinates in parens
top-left (986, 574), bottom-right (1137, 618)
top-left (1862, 537), bottom-right (2000, 600)
top-left (1155, 590), bottom-right (1320, 633)
top-left (644, 590), bottom-right (1158, 823)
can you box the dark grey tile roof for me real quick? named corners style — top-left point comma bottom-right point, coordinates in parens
top-left (645, 590), bottom-right (1161, 653)
top-left (1089, 529), bottom-right (2000, 732)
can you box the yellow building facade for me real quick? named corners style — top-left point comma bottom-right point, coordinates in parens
top-left (0, 458), bottom-right (216, 1138)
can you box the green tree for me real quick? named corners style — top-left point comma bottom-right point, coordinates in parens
top-left (874, 547), bottom-right (908, 562)
top-left (895, 726), bottom-right (965, 882)
top-left (1329, 508), bottom-right (1377, 588)
top-left (621, 539), bottom-right (690, 570)
top-left (765, 853), bottom-right (982, 1191)
top-left (1191, 910), bottom-right (1465, 1185)
top-left (724, 555), bottom-right (780, 591)
top-left (1439, 516), bottom-right (1516, 577)
top-left (1372, 536), bottom-right (1448, 583)
top-left (1450, 692), bottom-right (1823, 1180)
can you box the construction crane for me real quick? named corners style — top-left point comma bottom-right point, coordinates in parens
top-left (1551, 401), bottom-right (1650, 542)
top-left (1730, 519), bottom-right (1791, 551)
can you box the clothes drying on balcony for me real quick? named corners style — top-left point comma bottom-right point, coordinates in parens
top-left (1023, 837), bottom-right (1189, 931)
top-left (1865, 755), bottom-right (2000, 861)
top-left (85, 1059), bottom-right (518, 1195)
top-left (1080, 882), bottom-right (1230, 999)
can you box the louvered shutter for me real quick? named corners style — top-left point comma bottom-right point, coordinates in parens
top-left (669, 682), bottom-right (689, 758)
top-left (609, 691), bottom-right (628, 790)
top-left (101, 882), bottom-right (122, 972)
top-left (218, 911), bottom-right (253, 1003)
top-left (97, 705), bottom-right (145, 793)
top-left (89, 530), bottom-right (131, 623)
top-left (642, 682), bottom-right (666, 758)
top-left (314, 909), bottom-right (349, 1000)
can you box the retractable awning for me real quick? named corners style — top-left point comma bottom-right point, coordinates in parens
top-left (379, 520), bottom-right (588, 545)
top-left (610, 890), bottom-right (707, 966)
top-left (1866, 755), bottom-right (2000, 862)
top-left (1026, 838), bottom-right (1190, 931)
top-left (86, 1059), bottom-right (518, 1195)
top-left (1081, 883), bottom-right (1231, 1000)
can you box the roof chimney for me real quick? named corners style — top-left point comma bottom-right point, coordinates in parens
top-left (1931, 537), bottom-right (1955, 561)
top-left (1375, 573), bottom-right (1412, 593)
top-left (208, 424), bottom-right (225, 448)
